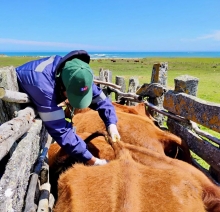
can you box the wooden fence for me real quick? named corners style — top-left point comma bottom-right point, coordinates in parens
top-left (98, 64), bottom-right (220, 183)
top-left (0, 63), bottom-right (219, 211)
top-left (0, 66), bottom-right (53, 212)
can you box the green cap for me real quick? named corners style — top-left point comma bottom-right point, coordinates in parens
top-left (61, 58), bottom-right (93, 109)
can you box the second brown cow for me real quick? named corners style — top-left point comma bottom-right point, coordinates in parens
top-left (72, 102), bottom-right (191, 163)
top-left (53, 133), bottom-right (220, 212)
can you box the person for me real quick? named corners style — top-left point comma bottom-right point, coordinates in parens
top-left (15, 50), bottom-right (120, 166)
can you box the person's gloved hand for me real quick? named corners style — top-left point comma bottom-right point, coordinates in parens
top-left (94, 158), bottom-right (108, 166)
top-left (107, 124), bottom-right (121, 142)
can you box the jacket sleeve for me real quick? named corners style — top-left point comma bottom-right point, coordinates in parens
top-left (89, 83), bottom-right (118, 127)
top-left (15, 76), bottom-right (93, 163)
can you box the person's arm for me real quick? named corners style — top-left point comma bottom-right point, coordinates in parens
top-left (89, 84), bottom-right (120, 141)
top-left (39, 108), bottom-right (93, 163)
top-left (18, 84), bottom-right (94, 163)
top-left (89, 83), bottom-right (118, 127)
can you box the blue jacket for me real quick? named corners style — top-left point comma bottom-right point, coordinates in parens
top-left (16, 52), bottom-right (118, 162)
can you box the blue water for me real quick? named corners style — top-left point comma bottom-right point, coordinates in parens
top-left (1, 51), bottom-right (220, 59)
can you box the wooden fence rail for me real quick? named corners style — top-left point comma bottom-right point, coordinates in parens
top-left (0, 63), bottom-right (220, 211)
top-left (0, 66), bottom-right (53, 212)
top-left (97, 64), bottom-right (220, 182)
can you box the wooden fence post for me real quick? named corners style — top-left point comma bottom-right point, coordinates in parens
top-left (166, 74), bottom-right (199, 131)
top-left (166, 75), bottom-right (220, 182)
top-left (99, 68), bottom-right (112, 100)
top-left (0, 66), bottom-right (21, 123)
top-left (115, 76), bottom-right (126, 102)
top-left (210, 157), bottom-right (220, 182)
top-left (0, 119), bottom-right (45, 212)
top-left (149, 62), bottom-right (168, 126)
top-left (174, 75), bottom-right (199, 96)
top-left (127, 77), bottom-right (139, 106)
top-left (0, 66), bottom-right (22, 160)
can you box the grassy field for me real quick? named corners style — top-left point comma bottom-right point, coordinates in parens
top-left (1, 56), bottom-right (219, 103)
top-left (90, 57), bottom-right (220, 104)
top-left (1, 56), bottom-right (219, 169)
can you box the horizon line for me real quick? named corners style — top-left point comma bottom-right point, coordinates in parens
top-left (1, 50), bottom-right (220, 53)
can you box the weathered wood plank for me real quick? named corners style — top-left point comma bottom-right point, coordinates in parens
top-left (167, 119), bottom-right (220, 173)
top-left (0, 119), bottom-right (43, 212)
top-left (37, 183), bottom-right (50, 212)
top-left (0, 66), bottom-right (21, 122)
top-left (192, 158), bottom-right (220, 185)
top-left (126, 77), bottom-right (139, 106)
top-left (0, 100), bottom-right (9, 124)
top-left (115, 76), bottom-right (126, 102)
top-left (24, 135), bottom-right (52, 212)
top-left (151, 63), bottom-right (168, 86)
top-left (0, 107), bottom-right (37, 160)
top-left (37, 158), bottom-right (50, 212)
top-left (149, 62), bottom-right (168, 126)
top-left (93, 80), bottom-right (121, 89)
top-left (40, 162), bottom-right (49, 185)
top-left (190, 121), bottom-right (220, 145)
top-left (164, 90), bottom-right (220, 133)
top-left (108, 87), bottom-right (140, 102)
top-left (128, 77), bottom-right (139, 93)
top-left (136, 83), bottom-right (166, 98)
top-left (0, 87), bottom-right (30, 103)
top-left (174, 75), bottom-right (199, 96)
top-left (99, 69), bottom-right (112, 99)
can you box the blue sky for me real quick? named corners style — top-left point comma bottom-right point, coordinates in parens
top-left (1, 0), bottom-right (220, 52)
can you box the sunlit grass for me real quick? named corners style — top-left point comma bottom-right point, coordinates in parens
top-left (89, 57), bottom-right (220, 103)
top-left (1, 56), bottom-right (219, 168)
top-left (1, 56), bottom-right (219, 104)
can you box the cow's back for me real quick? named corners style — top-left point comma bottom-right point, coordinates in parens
top-left (73, 109), bottom-right (189, 160)
top-left (54, 154), bottom-right (206, 212)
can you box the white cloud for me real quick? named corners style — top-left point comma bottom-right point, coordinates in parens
top-left (180, 30), bottom-right (220, 44)
top-left (197, 30), bottom-right (220, 41)
top-left (0, 38), bottom-right (117, 50)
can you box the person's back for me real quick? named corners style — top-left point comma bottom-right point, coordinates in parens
top-left (16, 50), bottom-right (120, 165)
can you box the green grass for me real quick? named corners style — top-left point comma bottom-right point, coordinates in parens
top-left (1, 56), bottom-right (220, 103)
top-left (89, 57), bottom-right (220, 103)
top-left (0, 56), bottom-right (38, 67)
top-left (1, 56), bottom-right (219, 169)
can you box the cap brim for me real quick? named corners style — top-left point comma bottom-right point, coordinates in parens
top-left (67, 86), bottom-right (93, 109)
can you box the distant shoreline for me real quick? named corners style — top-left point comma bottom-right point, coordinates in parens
top-left (0, 55), bottom-right (142, 60)
top-left (0, 54), bottom-right (7, 57)
top-left (1, 56), bottom-right (220, 60)
top-left (1, 51), bottom-right (220, 59)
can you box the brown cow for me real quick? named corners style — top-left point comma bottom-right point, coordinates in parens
top-left (49, 132), bottom-right (114, 169)
top-left (53, 134), bottom-right (220, 212)
top-left (48, 132), bottom-right (115, 199)
top-left (71, 102), bottom-right (153, 118)
top-left (49, 102), bottom-right (191, 200)
top-left (72, 103), bottom-right (191, 163)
